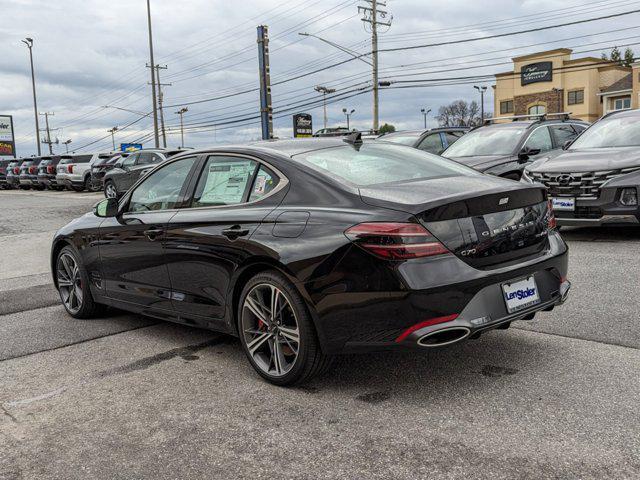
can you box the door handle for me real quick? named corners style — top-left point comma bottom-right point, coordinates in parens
top-left (144, 227), bottom-right (164, 241)
top-left (222, 225), bottom-right (250, 239)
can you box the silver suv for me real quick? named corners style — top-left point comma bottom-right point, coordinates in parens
top-left (56, 153), bottom-right (107, 192)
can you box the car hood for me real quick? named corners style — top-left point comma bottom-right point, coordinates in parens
top-left (445, 154), bottom-right (513, 169)
top-left (528, 147), bottom-right (640, 172)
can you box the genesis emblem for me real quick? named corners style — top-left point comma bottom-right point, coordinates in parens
top-left (499, 197), bottom-right (509, 205)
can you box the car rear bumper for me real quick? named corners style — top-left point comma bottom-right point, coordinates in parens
top-left (37, 174), bottom-right (58, 186)
top-left (307, 232), bottom-right (569, 354)
top-left (6, 176), bottom-right (20, 186)
top-left (19, 175), bottom-right (39, 185)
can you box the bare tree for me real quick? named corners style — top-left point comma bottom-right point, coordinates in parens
top-left (436, 100), bottom-right (484, 127)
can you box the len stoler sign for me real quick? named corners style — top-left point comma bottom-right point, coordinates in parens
top-left (0, 115), bottom-right (16, 157)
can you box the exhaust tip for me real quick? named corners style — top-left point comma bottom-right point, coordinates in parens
top-left (417, 327), bottom-right (470, 347)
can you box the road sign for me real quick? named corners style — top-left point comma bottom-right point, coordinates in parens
top-left (0, 115), bottom-right (16, 157)
top-left (120, 143), bottom-right (142, 152)
top-left (293, 113), bottom-right (313, 138)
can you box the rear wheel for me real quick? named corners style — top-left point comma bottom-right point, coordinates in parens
top-left (104, 180), bottom-right (118, 199)
top-left (56, 246), bottom-right (103, 318)
top-left (238, 271), bottom-right (332, 386)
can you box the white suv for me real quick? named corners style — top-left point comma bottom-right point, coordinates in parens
top-left (56, 153), bottom-right (110, 192)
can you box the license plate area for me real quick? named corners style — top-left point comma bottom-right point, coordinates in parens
top-left (502, 275), bottom-right (541, 314)
top-left (551, 197), bottom-right (575, 211)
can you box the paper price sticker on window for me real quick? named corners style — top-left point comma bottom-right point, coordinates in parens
top-left (254, 175), bottom-right (267, 195)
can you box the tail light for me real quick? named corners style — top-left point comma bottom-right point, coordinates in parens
top-left (47, 165), bottom-right (55, 174)
top-left (0, 167), bottom-right (4, 173)
top-left (67, 164), bottom-right (74, 174)
top-left (13, 167), bottom-right (19, 174)
top-left (29, 166), bottom-right (37, 174)
top-left (344, 222), bottom-right (449, 260)
top-left (546, 200), bottom-right (557, 230)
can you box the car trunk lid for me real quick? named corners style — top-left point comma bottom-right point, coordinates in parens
top-left (359, 175), bottom-right (552, 269)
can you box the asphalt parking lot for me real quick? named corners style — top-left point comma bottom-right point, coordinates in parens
top-left (1, 188), bottom-right (639, 479)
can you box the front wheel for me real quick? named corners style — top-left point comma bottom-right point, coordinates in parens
top-left (238, 271), bottom-right (332, 386)
top-left (104, 180), bottom-right (118, 199)
top-left (56, 246), bottom-right (103, 318)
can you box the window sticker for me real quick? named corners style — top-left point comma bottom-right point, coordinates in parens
top-left (199, 160), bottom-right (254, 205)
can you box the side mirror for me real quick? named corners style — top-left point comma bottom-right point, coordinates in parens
top-left (518, 146), bottom-right (541, 163)
top-left (562, 139), bottom-right (573, 150)
top-left (94, 198), bottom-right (118, 218)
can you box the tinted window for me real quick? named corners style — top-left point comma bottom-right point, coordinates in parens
top-left (122, 154), bottom-right (137, 167)
top-left (71, 155), bottom-right (93, 163)
top-left (248, 165), bottom-right (279, 202)
top-left (128, 157), bottom-right (195, 212)
top-left (524, 127), bottom-right (553, 152)
top-left (138, 152), bottom-right (163, 165)
top-left (550, 124), bottom-right (578, 146)
top-left (417, 133), bottom-right (443, 154)
top-left (379, 132), bottom-right (421, 146)
top-left (192, 156), bottom-right (258, 207)
top-left (571, 114), bottom-right (640, 148)
top-left (295, 144), bottom-right (479, 187)
top-left (443, 125), bottom-right (525, 157)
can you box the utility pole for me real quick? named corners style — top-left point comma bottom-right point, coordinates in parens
top-left (314, 86), bottom-right (336, 129)
top-left (421, 108), bottom-right (431, 129)
top-left (22, 38), bottom-right (41, 155)
top-left (63, 139), bottom-right (72, 153)
top-left (257, 25), bottom-right (274, 140)
top-left (151, 64), bottom-right (170, 148)
top-left (108, 127), bottom-right (118, 150)
top-left (39, 112), bottom-right (54, 154)
top-left (146, 0), bottom-right (160, 147)
top-left (175, 107), bottom-right (188, 148)
top-left (359, 1), bottom-right (392, 133)
top-left (474, 85), bottom-right (487, 125)
top-left (342, 108), bottom-right (355, 130)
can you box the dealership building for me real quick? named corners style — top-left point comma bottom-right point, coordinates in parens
top-left (493, 48), bottom-right (639, 122)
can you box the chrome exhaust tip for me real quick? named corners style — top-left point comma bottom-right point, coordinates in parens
top-left (417, 327), bottom-right (471, 347)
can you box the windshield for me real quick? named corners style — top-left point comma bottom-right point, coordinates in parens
top-left (293, 143), bottom-right (479, 187)
top-left (570, 115), bottom-right (640, 148)
top-left (378, 132), bottom-right (421, 146)
top-left (443, 125), bottom-right (525, 157)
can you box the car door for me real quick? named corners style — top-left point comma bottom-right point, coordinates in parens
top-left (164, 154), bottom-right (286, 327)
top-left (115, 153), bottom-right (139, 192)
top-left (98, 156), bottom-right (199, 312)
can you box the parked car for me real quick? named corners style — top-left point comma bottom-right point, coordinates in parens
top-left (36, 155), bottom-right (63, 190)
top-left (442, 115), bottom-right (588, 180)
top-left (19, 157), bottom-right (45, 190)
top-left (103, 148), bottom-right (185, 198)
top-left (5, 159), bottom-right (23, 189)
top-left (377, 127), bottom-right (469, 155)
top-left (90, 152), bottom-right (128, 191)
top-left (314, 127), bottom-right (351, 137)
top-left (56, 153), bottom-right (104, 192)
top-left (52, 136), bottom-right (570, 385)
top-left (0, 158), bottom-right (13, 189)
top-left (523, 108), bottom-right (640, 226)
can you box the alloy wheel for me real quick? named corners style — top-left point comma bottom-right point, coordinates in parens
top-left (57, 252), bottom-right (83, 314)
top-left (105, 183), bottom-right (117, 198)
top-left (241, 283), bottom-right (300, 377)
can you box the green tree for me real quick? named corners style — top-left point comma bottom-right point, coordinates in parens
top-left (624, 47), bottom-right (635, 67)
top-left (610, 46), bottom-right (622, 63)
top-left (379, 123), bottom-right (396, 134)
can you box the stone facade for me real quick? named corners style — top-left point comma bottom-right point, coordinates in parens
top-left (513, 89), bottom-right (564, 116)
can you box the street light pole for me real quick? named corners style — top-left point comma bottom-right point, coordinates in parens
top-left (146, 0), bottom-right (160, 148)
top-left (108, 127), bottom-right (118, 151)
top-left (314, 86), bottom-right (336, 129)
top-left (175, 107), bottom-right (188, 148)
top-left (22, 38), bottom-right (41, 156)
top-left (63, 139), bottom-right (72, 153)
top-left (420, 108), bottom-right (431, 129)
top-left (342, 108), bottom-right (355, 130)
top-left (474, 85), bottom-right (487, 125)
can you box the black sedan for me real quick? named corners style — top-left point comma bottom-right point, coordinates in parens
top-left (442, 117), bottom-right (587, 180)
top-left (51, 136), bottom-right (570, 385)
top-left (523, 108), bottom-right (640, 226)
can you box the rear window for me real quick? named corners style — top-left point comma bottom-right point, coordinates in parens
top-left (378, 133), bottom-right (421, 145)
top-left (293, 143), bottom-right (479, 187)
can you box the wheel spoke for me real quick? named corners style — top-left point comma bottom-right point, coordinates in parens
top-left (279, 335), bottom-right (298, 356)
top-left (245, 295), bottom-right (270, 325)
top-left (74, 285), bottom-right (83, 305)
top-left (57, 275), bottom-right (73, 287)
top-left (279, 325), bottom-right (299, 343)
top-left (61, 255), bottom-right (74, 279)
top-left (270, 286), bottom-right (280, 321)
top-left (272, 337), bottom-right (285, 375)
top-left (68, 288), bottom-right (76, 308)
top-left (247, 331), bottom-right (272, 356)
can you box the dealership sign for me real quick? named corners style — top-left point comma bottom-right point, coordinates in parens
top-left (293, 113), bottom-right (313, 138)
top-left (120, 143), bottom-right (143, 152)
top-left (521, 62), bottom-right (553, 86)
top-left (0, 115), bottom-right (15, 157)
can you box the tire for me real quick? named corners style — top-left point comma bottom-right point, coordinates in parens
top-left (104, 180), bottom-right (118, 199)
top-left (55, 245), bottom-right (104, 319)
top-left (237, 270), bottom-right (333, 386)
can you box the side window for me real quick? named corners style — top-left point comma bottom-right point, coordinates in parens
top-left (572, 124), bottom-right (587, 133)
top-left (524, 127), bottom-right (553, 153)
top-left (417, 133), bottom-right (444, 154)
top-left (127, 157), bottom-right (196, 213)
top-left (138, 152), bottom-right (164, 165)
top-left (444, 131), bottom-right (464, 147)
top-left (191, 156), bottom-right (258, 208)
top-left (122, 154), bottom-right (137, 168)
top-left (550, 124), bottom-right (578, 146)
top-left (249, 165), bottom-right (280, 202)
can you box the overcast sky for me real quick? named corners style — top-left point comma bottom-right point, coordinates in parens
top-left (2, 0), bottom-right (639, 156)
